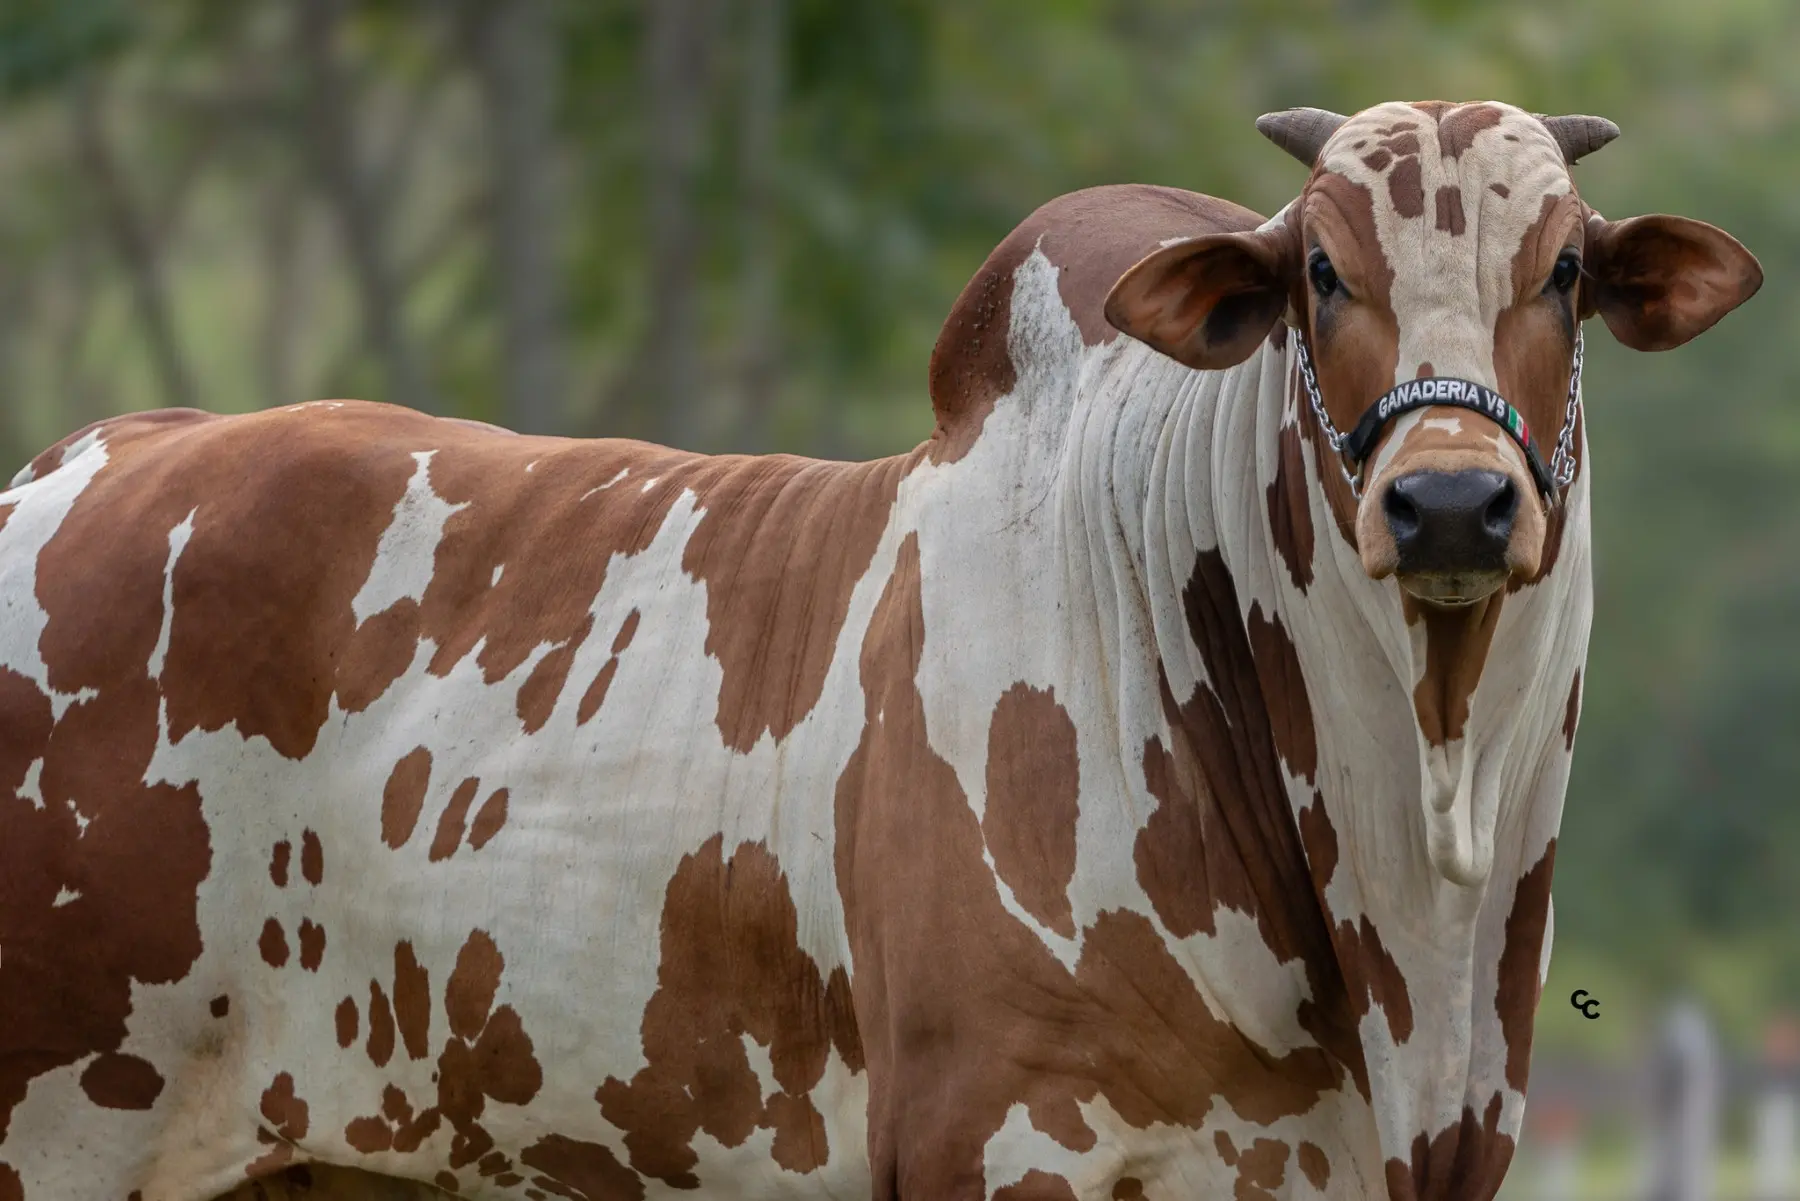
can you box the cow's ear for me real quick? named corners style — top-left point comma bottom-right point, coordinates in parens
top-left (1584, 213), bottom-right (1762, 351)
top-left (1104, 226), bottom-right (1299, 370)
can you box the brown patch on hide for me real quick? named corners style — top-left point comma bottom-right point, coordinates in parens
top-left (297, 919), bottom-right (325, 971)
top-left (835, 535), bottom-right (1351, 1194)
top-left (211, 995), bottom-right (230, 1019)
top-left (1435, 187), bottom-right (1466, 236)
top-left (1410, 594), bottom-right (1506, 747)
top-left (469, 788), bottom-right (509, 851)
top-left (1299, 1141), bottom-right (1331, 1189)
top-left (1233, 1137), bottom-right (1290, 1201)
top-left (982, 683), bottom-right (1081, 937)
top-left (1384, 1092), bottom-right (1515, 1201)
top-left (260, 1071), bottom-right (309, 1141)
top-left (516, 616), bottom-right (590, 734)
top-left (79, 1052), bottom-right (164, 1110)
top-left (431, 777), bottom-right (482, 863)
top-left (1389, 157), bottom-right (1425, 219)
top-left (576, 610), bottom-right (639, 726)
top-left (301, 829), bottom-right (323, 885)
top-left (994, 1171), bottom-right (1079, 1201)
top-left (260, 919), bottom-right (290, 968)
top-left (382, 747), bottom-right (433, 849)
top-left (367, 981), bottom-right (395, 1067)
top-left (393, 941), bottom-right (432, 1060)
top-left (596, 835), bottom-right (862, 1187)
top-left (1437, 104), bottom-right (1505, 159)
top-left (1496, 841), bottom-right (1556, 1091)
top-left (1562, 671), bottom-right (1581, 748)
top-left (270, 840), bottom-right (291, 887)
top-left (335, 997), bottom-right (358, 1047)
top-left (519, 1133), bottom-right (644, 1201)
top-left (1268, 422), bottom-right (1316, 592)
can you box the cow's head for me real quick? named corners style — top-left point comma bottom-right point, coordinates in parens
top-left (1104, 100), bottom-right (1760, 602)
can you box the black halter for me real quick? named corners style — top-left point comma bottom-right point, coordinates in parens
top-left (1292, 329), bottom-right (1583, 502)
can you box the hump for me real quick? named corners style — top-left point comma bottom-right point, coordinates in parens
top-left (927, 184), bottom-right (1267, 460)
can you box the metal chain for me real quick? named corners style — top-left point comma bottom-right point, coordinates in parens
top-left (1291, 331), bottom-right (1364, 500)
top-left (1547, 328), bottom-right (1584, 488)
top-left (1290, 326), bottom-right (1585, 502)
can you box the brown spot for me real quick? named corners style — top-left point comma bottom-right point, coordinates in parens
top-left (269, 840), bottom-right (291, 887)
top-left (260, 1071), bottom-right (309, 1141)
top-left (298, 919), bottom-right (326, 971)
top-left (394, 941), bottom-right (432, 1060)
top-left (1380, 132), bottom-right (1422, 157)
top-left (345, 1114), bottom-right (393, 1153)
top-left (367, 981), bottom-right (395, 1067)
top-left (1437, 103), bottom-right (1505, 159)
top-left (1435, 186), bottom-right (1466, 236)
top-left (519, 1134), bottom-right (643, 1201)
top-left (517, 617), bottom-right (590, 734)
top-left (1361, 150), bottom-right (1393, 172)
top-left (1411, 594), bottom-right (1505, 746)
top-left (1235, 1138), bottom-right (1289, 1201)
top-left (1267, 423), bottom-right (1315, 592)
top-left (596, 836), bottom-right (862, 1186)
top-left (447, 929), bottom-right (504, 1042)
top-left (79, 1052), bottom-right (164, 1110)
top-left (1113, 1179), bottom-right (1145, 1201)
top-left (1417, 362), bottom-right (1435, 377)
top-left (478, 1150), bottom-right (511, 1177)
top-left (576, 660), bottom-right (620, 726)
top-left (431, 777), bottom-right (482, 862)
top-left (836, 536), bottom-right (1347, 1191)
top-left (982, 683), bottom-right (1081, 937)
top-left (0, 1164), bottom-right (19, 1201)
top-left (1385, 1092), bottom-right (1515, 1201)
top-left (1496, 841), bottom-right (1557, 1091)
top-left (1248, 605), bottom-right (1317, 784)
top-left (338, 601), bottom-right (422, 713)
top-left (382, 747), bottom-right (432, 849)
top-left (211, 995), bottom-right (230, 1019)
top-left (260, 918), bottom-right (290, 968)
top-left (1389, 156), bottom-right (1424, 218)
top-left (1563, 671), bottom-right (1581, 749)
top-left (994, 1171), bottom-right (1079, 1201)
top-left (610, 609), bottom-right (641, 655)
top-left (335, 997), bottom-right (359, 1048)
top-left (1490, 182), bottom-right (1510, 199)
top-left (1299, 1141), bottom-right (1330, 1189)
top-left (300, 829), bottom-right (323, 885)
top-left (469, 788), bottom-right (509, 851)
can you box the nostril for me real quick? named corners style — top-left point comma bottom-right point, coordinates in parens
top-left (1483, 478), bottom-right (1519, 539)
top-left (1384, 483), bottom-right (1421, 543)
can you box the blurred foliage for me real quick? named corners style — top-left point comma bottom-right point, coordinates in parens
top-left (0, 0), bottom-right (1797, 1040)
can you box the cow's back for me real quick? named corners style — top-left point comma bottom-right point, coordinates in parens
top-left (0, 400), bottom-right (912, 1198)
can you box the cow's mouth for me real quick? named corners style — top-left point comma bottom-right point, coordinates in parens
top-left (1397, 569), bottom-right (1508, 607)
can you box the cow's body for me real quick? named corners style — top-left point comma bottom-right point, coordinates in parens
top-left (3, 100), bottom-right (1755, 1199)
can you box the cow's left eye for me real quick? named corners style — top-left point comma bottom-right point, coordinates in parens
top-left (1549, 251), bottom-right (1581, 294)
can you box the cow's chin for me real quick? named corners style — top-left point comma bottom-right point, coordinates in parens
top-left (1397, 570), bottom-right (1508, 607)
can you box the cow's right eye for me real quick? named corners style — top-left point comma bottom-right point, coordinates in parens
top-left (1309, 252), bottom-right (1340, 298)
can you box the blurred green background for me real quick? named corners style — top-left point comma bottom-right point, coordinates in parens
top-left (1, 0), bottom-right (1797, 1178)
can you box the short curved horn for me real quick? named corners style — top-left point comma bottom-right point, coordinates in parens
top-left (1256, 108), bottom-right (1349, 168)
top-left (1537, 114), bottom-right (1620, 164)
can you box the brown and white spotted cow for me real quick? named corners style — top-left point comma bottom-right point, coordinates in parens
top-left (0, 101), bottom-right (1762, 1201)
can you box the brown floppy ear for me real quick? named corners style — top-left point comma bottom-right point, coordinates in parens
top-left (1104, 226), bottom-right (1299, 370)
top-left (1584, 213), bottom-right (1763, 351)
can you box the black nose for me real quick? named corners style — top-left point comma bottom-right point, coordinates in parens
top-left (1383, 470), bottom-right (1517, 574)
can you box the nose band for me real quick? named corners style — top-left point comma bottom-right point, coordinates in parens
top-left (1342, 376), bottom-right (1557, 497)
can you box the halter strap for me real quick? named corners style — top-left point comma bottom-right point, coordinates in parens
top-left (1341, 376), bottom-right (1557, 497)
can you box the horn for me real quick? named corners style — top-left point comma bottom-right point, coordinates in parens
top-left (1537, 114), bottom-right (1620, 164)
top-left (1255, 108), bottom-right (1349, 168)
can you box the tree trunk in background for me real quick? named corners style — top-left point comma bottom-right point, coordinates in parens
top-left (70, 75), bottom-right (199, 413)
top-left (640, 0), bottom-right (715, 447)
top-left (474, 0), bottom-right (568, 435)
top-left (735, 0), bottom-right (783, 451)
top-left (294, 0), bottom-right (441, 415)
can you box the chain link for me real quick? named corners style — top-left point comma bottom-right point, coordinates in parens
top-left (1290, 326), bottom-right (1584, 502)
top-left (1547, 328), bottom-right (1584, 488)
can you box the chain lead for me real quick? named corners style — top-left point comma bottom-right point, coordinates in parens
top-left (1547, 328), bottom-right (1584, 489)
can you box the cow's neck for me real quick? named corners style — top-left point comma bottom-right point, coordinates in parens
top-left (1107, 331), bottom-right (1592, 1187)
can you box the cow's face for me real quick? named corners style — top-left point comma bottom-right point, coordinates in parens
top-left (1104, 100), bottom-right (1761, 604)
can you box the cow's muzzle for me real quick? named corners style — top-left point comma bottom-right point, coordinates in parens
top-left (1384, 469), bottom-right (1516, 603)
